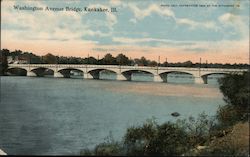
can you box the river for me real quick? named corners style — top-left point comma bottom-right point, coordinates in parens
top-left (0, 74), bottom-right (225, 155)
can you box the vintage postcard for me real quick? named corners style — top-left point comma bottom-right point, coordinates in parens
top-left (0, 0), bottom-right (249, 156)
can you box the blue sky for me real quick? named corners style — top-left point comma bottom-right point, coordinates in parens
top-left (1, 0), bottom-right (249, 63)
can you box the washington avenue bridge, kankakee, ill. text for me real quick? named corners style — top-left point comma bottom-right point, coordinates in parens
top-left (7, 64), bottom-right (248, 84)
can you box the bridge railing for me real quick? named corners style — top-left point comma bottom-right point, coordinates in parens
top-left (8, 64), bottom-right (248, 72)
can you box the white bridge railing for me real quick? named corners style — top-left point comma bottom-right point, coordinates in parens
top-left (8, 64), bottom-right (248, 72)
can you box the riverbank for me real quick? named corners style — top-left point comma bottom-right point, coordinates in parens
top-left (191, 122), bottom-right (249, 156)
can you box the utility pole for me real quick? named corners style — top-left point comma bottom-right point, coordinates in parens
top-left (158, 56), bottom-right (160, 67)
top-left (199, 57), bottom-right (201, 76)
top-left (157, 56), bottom-right (160, 74)
top-left (87, 54), bottom-right (89, 64)
top-left (166, 58), bottom-right (168, 67)
top-left (29, 55), bottom-right (31, 70)
top-left (55, 54), bottom-right (58, 72)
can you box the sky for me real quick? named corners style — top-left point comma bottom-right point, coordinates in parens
top-left (1, 0), bottom-right (249, 64)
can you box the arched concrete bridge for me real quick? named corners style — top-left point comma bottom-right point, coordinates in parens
top-left (7, 64), bottom-right (248, 84)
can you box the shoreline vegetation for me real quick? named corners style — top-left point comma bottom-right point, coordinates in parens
top-left (80, 72), bottom-right (249, 156)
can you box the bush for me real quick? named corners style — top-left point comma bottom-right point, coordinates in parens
top-left (176, 112), bottom-right (216, 147)
top-left (216, 105), bottom-right (244, 127)
top-left (123, 120), bottom-right (190, 156)
top-left (145, 122), bottom-right (190, 156)
top-left (80, 115), bottom-right (216, 156)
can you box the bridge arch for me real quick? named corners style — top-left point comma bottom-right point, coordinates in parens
top-left (58, 68), bottom-right (83, 78)
top-left (200, 72), bottom-right (229, 84)
top-left (31, 67), bottom-right (54, 77)
top-left (87, 69), bottom-right (117, 79)
top-left (6, 67), bottom-right (27, 76)
top-left (121, 70), bottom-right (154, 81)
top-left (158, 71), bottom-right (195, 83)
top-left (159, 71), bottom-right (194, 76)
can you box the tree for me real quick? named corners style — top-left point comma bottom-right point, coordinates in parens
top-left (134, 57), bottom-right (149, 66)
top-left (43, 53), bottom-right (57, 64)
top-left (116, 53), bottom-right (130, 65)
top-left (85, 56), bottom-right (98, 64)
top-left (148, 61), bottom-right (158, 67)
top-left (217, 72), bottom-right (250, 125)
top-left (0, 49), bottom-right (10, 75)
top-left (219, 72), bottom-right (250, 109)
top-left (182, 61), bottom-right (193, 67)
top-left (103, 53), bottom-right (117, 65)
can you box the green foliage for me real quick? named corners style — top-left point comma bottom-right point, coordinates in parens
top-left (216, 105), bottom-right (243, 127)
top-left (176, 112), bottom-right (216, 147)
top-left (217, 72), bottom-right (250, 124)
top-left (43, 53), bottom-right (57, 64)
top-left (219, 72), bottom-right (250, 109)
top-left (102, 53), bottom-right (117, 65)
top-left (144, 122), bottom-right (189, 156)
top-left (116, 53), bottom-right (130, 65)
top-left (124, 119), bottom-right (158, 156)
top-left (80, 132), bottom-right (124, 156)
top-left (0, 49), bottom-right (9, 75)
top-left (81, 115), bottom-right (217, 156)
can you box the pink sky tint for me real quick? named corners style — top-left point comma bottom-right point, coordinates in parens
top-left (2, 38), bottom-right (249, 64)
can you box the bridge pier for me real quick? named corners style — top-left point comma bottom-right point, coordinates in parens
top-left (27, 71), bottom-right (36, 77)
top-left (194, 77), bottom-right (205, 84)
top-left (84, 73), bottom-right (94, 79)
top-left (154, 75), bottom-right (163, 82)
top-left (117, 74), bottom-right (127, 81)
top-left (54, 72), bottom-right (64, 78)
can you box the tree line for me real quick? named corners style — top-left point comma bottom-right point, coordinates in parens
top-left (1, 48), bottom-right (249, 75)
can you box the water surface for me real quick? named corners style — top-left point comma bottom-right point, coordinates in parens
top-left (0, 76), bottom-right (225, 155)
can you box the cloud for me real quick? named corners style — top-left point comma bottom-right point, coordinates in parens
top-left (183, 48), bottom-right (207, 53)
top-left (87, 4), bottom-right (117, 30)
top-left (2, 0), bottom-right (114, 43)
top-left (129, 18), bottom-right (137, 24)
top-left (112, 37), bottom-right (195, 47)
top-left (218, 13), bottom-right (248, 39)
top-left (128, 3), bottom-right (174, 20)
top-left (176, 18), bottom-right (218, 30)
top-left (127, 3), bottom-right (219, 31)
top-left (109, 0), bottom-right (122, 6)
top-left (113, 37), bottom-right (168, 44)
